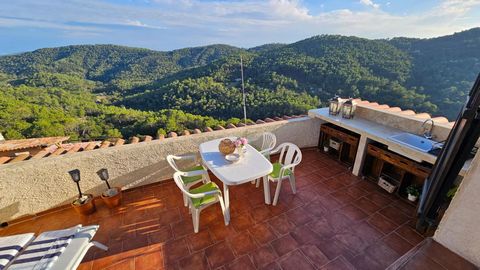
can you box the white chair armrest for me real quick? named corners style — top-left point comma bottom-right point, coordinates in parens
top-left (182, 170), bottom-right (208, 177)
top-left (177, 154), bottom-right (197, 161)
top-left (270, 146), bottom-right (281, 155)
top-left (260, 148), bottom-right (273, 155)
top-left (189, 189), bottom-right (221, 198)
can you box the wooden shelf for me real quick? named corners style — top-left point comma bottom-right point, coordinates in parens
top-left (363, 143), bottom-right (433, 205)
top-left (318, 123), bottom-right (360, 166)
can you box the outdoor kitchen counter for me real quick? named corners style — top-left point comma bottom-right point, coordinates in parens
top-left (308, 108), bottom-right (471, 177)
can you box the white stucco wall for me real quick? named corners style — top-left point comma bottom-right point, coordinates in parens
top-left (434, 151), bottom-right (480, 266)
top-left (0, 117), bottom-right (320, 222)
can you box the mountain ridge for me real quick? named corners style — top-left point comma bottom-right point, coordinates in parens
top-left (1, 28), bottom-right (479, 140)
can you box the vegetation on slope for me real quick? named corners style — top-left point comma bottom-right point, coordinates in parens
top-left (0, 28), bottom-right (479, 140)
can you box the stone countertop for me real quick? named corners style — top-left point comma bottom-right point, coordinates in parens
top-left (308, 108), bottom-right (470, 176)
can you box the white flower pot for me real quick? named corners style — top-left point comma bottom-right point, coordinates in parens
top-left (407, 194), bottom-right (418, 202)
top-left (323, 146), bottom-right (329, 152)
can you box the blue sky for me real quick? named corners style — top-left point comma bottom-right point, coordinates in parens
top-left (1, 0), bottom-right (479, 54)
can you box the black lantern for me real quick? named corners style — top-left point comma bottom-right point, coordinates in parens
top-left (328, 96), bottom-right (340, 115)
top-left (96, 168), bottom-right (111, 189)
top-left (342, 99), bottom-right (355, 119)
top-left (68, 169), bottom-right (83, 198)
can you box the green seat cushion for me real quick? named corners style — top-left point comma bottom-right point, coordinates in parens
top-left (190, 182), bottom-right (220, 208)
top-left (269, 162), bottom-right (292, 179)
top-left (181, 165), bottom-right (204, 184)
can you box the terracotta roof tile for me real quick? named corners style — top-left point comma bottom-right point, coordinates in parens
top-left (0, 156), bottom-right (11, 164)
top-left (0, 136), bottom-right (69, 152)
top-left (115, 139), bottom-right (126, 146)
top-left (264, 118), bottom-right (275, 122)
top-left (413, 113), bottom-right (431, 119)
top-left (10, 153), bottom-right (30, 163)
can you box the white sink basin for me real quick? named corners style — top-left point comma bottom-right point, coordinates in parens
top-left (389, 133), bottom-right (440, 153)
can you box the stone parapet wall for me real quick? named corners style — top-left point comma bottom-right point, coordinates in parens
top-left (0, 117), bottom-right (320, 222)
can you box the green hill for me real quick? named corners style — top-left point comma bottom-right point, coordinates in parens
top-left (1, 28), bottom-right (479, 140)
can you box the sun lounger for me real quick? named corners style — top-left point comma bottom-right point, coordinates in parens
top-left (0, 224), bottom-right (107, 270)
top-left (0, 233), bottom-right (35, 270)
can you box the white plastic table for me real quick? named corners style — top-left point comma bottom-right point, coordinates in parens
top-left (199, 138), bottom-right (273, 223)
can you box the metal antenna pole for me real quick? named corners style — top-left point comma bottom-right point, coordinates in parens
top-left (240, 55), bottom-right (247, 125)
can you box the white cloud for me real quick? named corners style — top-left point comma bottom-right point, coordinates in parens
top-left (359, 0), bottom-right (380, 9)
top-left (0, 0), bottom-right (479, 51)
top-left (124, 19), bottom-right (166, 29)
top-left (268, 0), bottom-right (312, 20)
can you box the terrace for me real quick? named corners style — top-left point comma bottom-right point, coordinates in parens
top-left (0, 101), bottom-right (479, 269)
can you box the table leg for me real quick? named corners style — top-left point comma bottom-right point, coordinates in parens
top-left (263, 176), bottom-right (271, 204)
top-left (223, 183), bottom-right (230, 224)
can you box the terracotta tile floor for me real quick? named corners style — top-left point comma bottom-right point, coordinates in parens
top-left (0, 149), bottom-right (425, 270)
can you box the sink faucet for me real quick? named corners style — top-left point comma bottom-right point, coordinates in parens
top-left (422, 118), bottom-right (435, 139)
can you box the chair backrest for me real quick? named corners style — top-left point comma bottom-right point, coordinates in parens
top-left (166, 155), bottom-right (182, 172)
top-left (261, 132), bottom-right (277, 152)
top-left (276, 143), bottom-right (302, 170)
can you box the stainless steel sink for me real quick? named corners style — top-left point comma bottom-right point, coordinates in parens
top-left (389, 133), bottom-right (441, 153)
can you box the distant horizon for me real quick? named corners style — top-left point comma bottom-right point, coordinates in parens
top-left (1, 0), bottom-right (480, 55)
top-left (1, 26), bottom-right (478, 56)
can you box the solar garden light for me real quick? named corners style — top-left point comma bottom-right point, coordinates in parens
top-left (68, 169), bottom-right (83, 199)
top-left (68, 169), bottom-right (96, 215)
top-left (96, 168), bottom-right (111, 189)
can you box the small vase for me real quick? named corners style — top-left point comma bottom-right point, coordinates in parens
top-left (238, 146), bottom-right (246, 157)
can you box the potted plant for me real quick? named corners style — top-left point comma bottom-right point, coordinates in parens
top-left (406, 185), bottom-right (420, 202)
top-left (97, 168), bottom-right (122, 208)
top-left (68, 169), bottom-right (96, 215)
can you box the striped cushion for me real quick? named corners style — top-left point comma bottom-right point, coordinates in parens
top-left (9, 225), bottom-right (80, 270)
top-left (0, 233), bottom-right (35, 270)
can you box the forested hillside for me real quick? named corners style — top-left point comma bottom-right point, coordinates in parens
top-left (1, 28), bottom-right (479, 140)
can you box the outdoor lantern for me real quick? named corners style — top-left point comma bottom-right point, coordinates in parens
top-left (342, 99), bottom-right (355, 119)
top-left (96, 168), bottom-right (111, 189)
top-left (68, 169), bottom-right (83, 198)
top-left (328, 96), bottom-right (340, 115)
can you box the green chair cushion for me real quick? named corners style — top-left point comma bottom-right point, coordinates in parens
top-left (181, 165), bottom-right (204, 184)
top-left (190, 182), bottom-right (220, 208)
top-left (269, 162), bottom-right (292, 179)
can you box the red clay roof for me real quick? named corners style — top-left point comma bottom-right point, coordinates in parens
top-left (0, 136), bottom-right (70, 152)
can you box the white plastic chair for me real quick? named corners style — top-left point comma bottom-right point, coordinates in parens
top-left (167, 154), bottom-right (211, 206)
top-left (266, 143), bottom-right (302, 205)
top-left (253, 132), bottom-right (277, 187)
top-left (173, 171), bottom-right (227, 233)
top-left (260, 132), bottom-right (277, 158)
